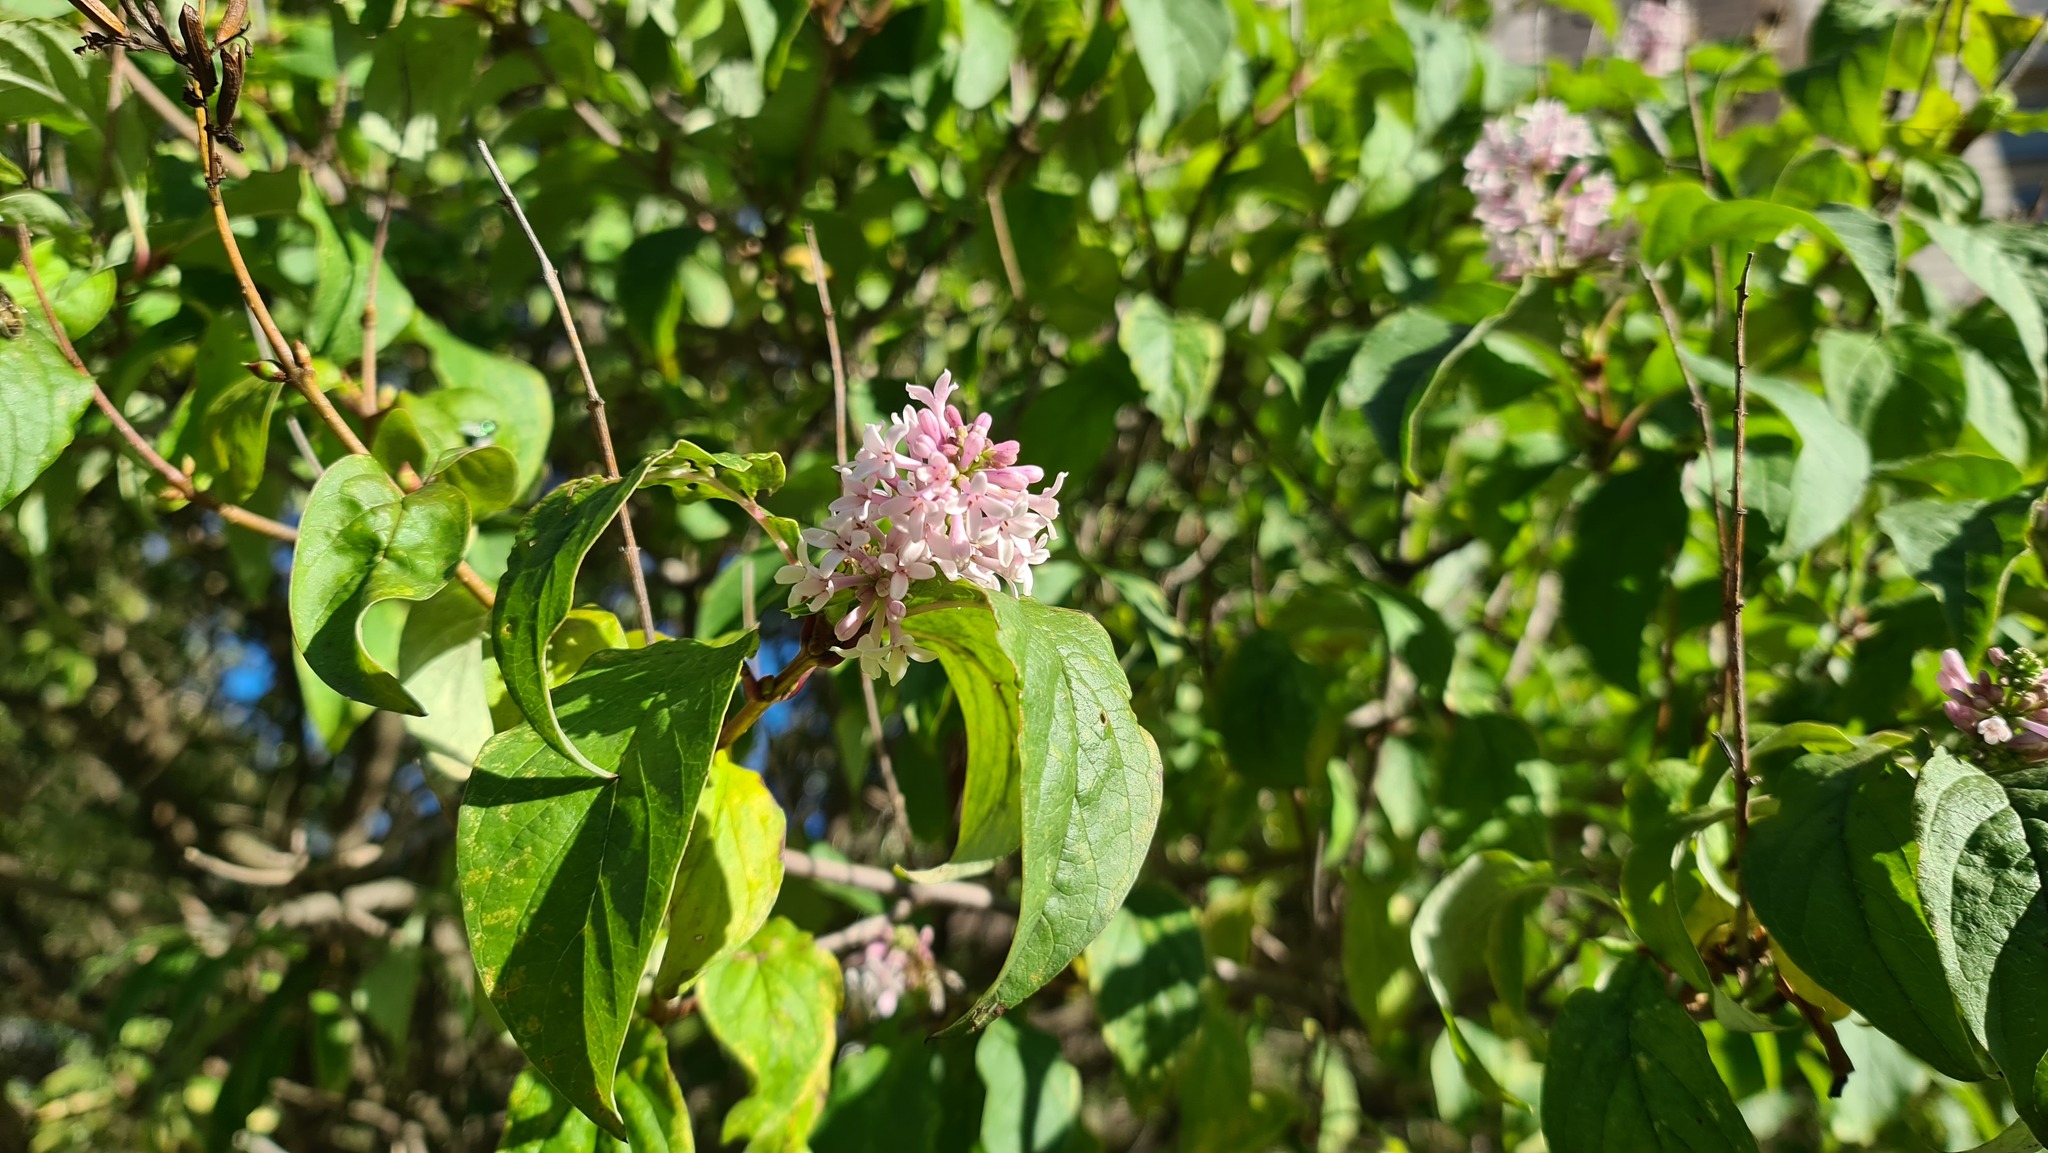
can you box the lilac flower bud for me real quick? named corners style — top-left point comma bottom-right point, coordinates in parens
top-left (1938, 647), bottom-right (2048, 763)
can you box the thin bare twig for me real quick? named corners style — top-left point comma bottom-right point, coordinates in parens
top-left (1642, 266), bottom-right (1730, 560)
top-left (780, 849), bottom-right (998, 910)
top-left (861, 677), bottom-right (914, 844)
top-left (13, 221), bottom-right (297, 543)
top-left (286, 415), bottom-right (325, 478)
top-left (358, 195), bottom-right (394, 418)
top-left (804, 223), bottom-right (849, 465)
top-left (1729, 255), bottom-right (1756, 918)
top-left (985, 182), bottom-right (1025, 302)
top-left (476, 139), bottom-right (656, 634)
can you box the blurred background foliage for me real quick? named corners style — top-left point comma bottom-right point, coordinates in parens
top-left (8, 0), bottom-right (2048, 1149)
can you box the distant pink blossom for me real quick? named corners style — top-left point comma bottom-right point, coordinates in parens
top-left (842, 925), bottom-right (945, 1022)
top-left (1939, 647), bottom-right (2048, 761)
top-left (1617, 1), bottom-right (1695, 78)
top-left (776, 371), bottom-right (1064, 682)
top-left (1463, 100), bottom-right (1625, 279)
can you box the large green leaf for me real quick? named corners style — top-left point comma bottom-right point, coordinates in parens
top-left (1082, 886), bottom-right (1206, 1092)
top-left (163, 317), bottom-right (276, 503)
top-left (498, 1021), bottom-right (694, 1152)
top-left (1813, 203), bottom-right (1898, 322)
top-left (1637, 184), bottom-right (1821, 266)
top-left (1749, 745), bottom-right (1987, 1081)
top-left (947, 594), bottom-right (1165, 1031)
top-left (460, 635), bottom-right (751, 1138)
top-left (974, 1017), bottom-right (1082, 1153)
top-left (653, 754), bottom-right (787, 998)
top-left (1784, 34), bottom-right (1888, 154)
top-left (1120, 0), bottom-right (1231, 126)
top-left (1412, 850), bottom-right (1558, 1101)
top-left (1685, 351), bottom-right (1872, 556)
top-left (1119, 293), bottom-right (1223, 444)
top-left (300, 173), bottom-right (415, 363)
top-left (0, 322), bottom-right (92, 509)
top-left (1619, 770), bottom-right (1733, 995)
top-left (1331, 308), bottom-right (1464, 464)
top-left (1542, 955), bottom-right (1758, 1153)
top-left (1917, 214), bottom-right (2048, 384)
top-left (902, 598), bottom-right (1024, 881)
top-left (698, 917), bottom-right (841, 1153)
top-left (1915, 748), bottom-right (2048, 1137)
top-left (289, 455), bottom-right (472, 714)
top-left (492, 459), bottom-right (655, 776)
top-left (401, 313), bottom-right (555, 496)
top-left (1560, 457), bottom-right (1687, 692)
top-left (953, 0), bottom-right (1016, 111)
top-left (1214, 628), bottom-right (1317, 786)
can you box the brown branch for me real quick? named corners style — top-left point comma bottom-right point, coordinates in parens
top-left (197, 109), bottom-right (367, 457)
top-left (1728, 254), bottom-right (1756, 938)
top-left (1642, 266), bottom-right (1730, 560)
top-left (1776, 973), bottom-right (1854, 1097)
top-left (804, 222), bottom-right (849, 465)
top-left (357, 195), bottom-right (394, 418)
top-left (985, 182), bottom-right (1025, 302)
top-left (13, 221), bottom-right (297, 543)
top-left (476, 139), bottom-right (657, 635)
top-left (780, 849), bottom-right (998, 910)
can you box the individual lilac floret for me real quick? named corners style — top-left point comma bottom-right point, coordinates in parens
top-left (776, 371), bottom-right (1065, 683)
top-left (1939, 647), bottom-right (2048, 762)
top-left (1617, 0), bottom-right (1694, 79)
top-left (842, 925), bottom-right (946, 1023)
top-left (1463, 100), bottom-right (1626, 280)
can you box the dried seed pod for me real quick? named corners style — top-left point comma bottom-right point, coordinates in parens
top-left (178, 4), bottom-right (215, 97)
top-left (212, 0), bottom-right (245, 47)
top-left (140, 1), bottom-right (181, 61)
top-left (213, 40), bottom-right (243, 136)
top-left (0, 288), bottom-right (24, 340)
top-left (66, 0), bottom-right (129, 40)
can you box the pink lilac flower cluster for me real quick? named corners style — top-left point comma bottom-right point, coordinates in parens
top-left (776, 371), bottom-right (1064, 682)
top-left (1463, 99), bottom-right (1625, 279)
top-left (842, 925), bottom-right (946, 1023)
top-left (1939, 647), bottom-right (2048, 762)
top-left (1617, 0), bottom-right (1694, 78)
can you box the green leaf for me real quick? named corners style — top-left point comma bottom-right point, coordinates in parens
top-left (1915, 748), bottom-right (2048, 1137)
top-left (1784, 35), bottom-right (1888, 154)
top-left (953, 0), bottom-right (1015, 111)
top-left (300, 175), bottom-right (415, 362)
top-left (1619, 771), bottom-right (1733, 994)
top-left (0, 323), bottom-right (92, 509)
top-left (1814, 204), bottom-right (1897, 321)
top-left (1120, 0), bottom-right (1231, 126)
top-left (1412, 850), bottom-right (1559, 1103)
top-left (734, 0), bottom-right (809, 89)
top-left (1400, 278), bottom-right (1542, 482)
top-left (289, 456), bottom-right (472, 714)
top-left (402, 313), bottom-right (555, 496)
top-left (1215, 629), bottom-right (1316, 786)
top-left (492, 460), bottom-right (654, 776)
top-left (359, 15), bottom-right (485, 160)
top-left (1960, 347), bottom-right (2032, 466)
top-left (372, 406), bottom-right (432, 479)
top-left (1082, 886), bottom-right (1206, 1092)
top-left (1330, 308), bottom-right (1464, 464)
top-left (431, 444), bottom-right (521, 518)
top-left (1874, 498), bottom-right (2006, 643)
top-left (901, 598), bottom-right (1024, 881)
top-left (1541, 955), bottom-right (1758, 1153)
top-left (640, 439), bottom-right (788, 504)
top-left (698, 917), bottom-right (842, 1153)
top-left (654, 755), bottom-right (787, 998)
top-left (461, 634), bottom-right (752, 1138)
top-left (1917, 214), bottom-right (2048, 384)
top-left (1748, 745), bottom-right (1987, 1081)
top-left (1399, 10), bottom-right (1475, 142)
top-left (1560, 457), bottom-right (1687, 692)
top-left (1685, 351), bottom-right (1872, 556)
top-left (499, 1021), bottom-right (693, 1152)
top-left (163, 318), bottom-right (277, 503)
top-left (1119, 294), bottom-right (1223, 444)
top-left (1637, 184), bottom-right (1821, 267)
top-left (1180, 996), bottom-right (1294, 1153)
top-left (947, 594), bottom-right (1165, 1031)
top-left (974, 1017), bottom-right (1081, 1153)
top-left (0, 241), bottom-right (115, 339)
